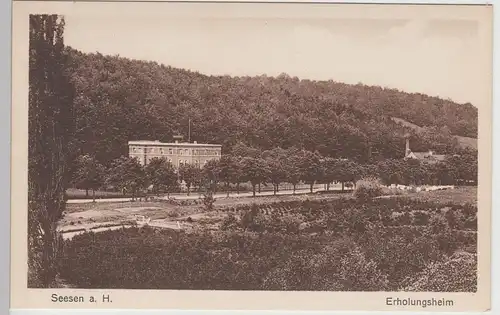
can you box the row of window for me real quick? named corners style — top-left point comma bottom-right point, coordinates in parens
top-left (144, 157), bottom-right (208, 167)
top-left (130, 147), bottom-right (220, 156)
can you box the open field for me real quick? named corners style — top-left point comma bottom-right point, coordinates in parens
top-left (455, 135), bottom-right (478, 150)
top-left (390, 117), bottom-right (477, 150)
top-left (398, 186), bottom-right (477, 205)
top-left (59, 187), bottom-right (476, 236)
top-left (58, 186), bottom-right (477, 291)
top-left (60, 190), bottom-right (352, 235)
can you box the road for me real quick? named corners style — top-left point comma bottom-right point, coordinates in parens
top-left (66, 186), bottom-right (347, 204)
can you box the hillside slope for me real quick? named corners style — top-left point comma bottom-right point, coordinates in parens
top-left (65, 48), bottom-right (478, 165)
top-left (391, 117), bottom-right (477, 150)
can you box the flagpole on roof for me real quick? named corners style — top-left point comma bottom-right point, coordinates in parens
top-left (188, 118), bottom-right (191, 143)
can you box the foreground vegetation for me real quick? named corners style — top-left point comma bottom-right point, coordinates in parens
top-left (59, 191), bottom-right (477, 292)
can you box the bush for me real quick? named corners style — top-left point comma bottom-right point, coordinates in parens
top-left (57, 195), bottom-right (477, 291)
top-left (202, 191), bottom-right (216, 211)
top-left (412, 211), bottom-right (430, 226)
top-left (404, 252), bottom-right (477, 292)
top-left (220, 213), bottom-right (239, 231)
top-left (59, 227), bottom-right (322, 290)
top-left (393, 212), bottom-right (412, 226)
top-left (353, 178), bottom-right (383, 201)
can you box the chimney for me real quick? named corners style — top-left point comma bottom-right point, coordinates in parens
top-left (428, 150), bottom-right (433, 156)
top-left (405, 137), bottom-right (410, 157)
top-left (175, 140), bottom-right (179, 144)
top-left (194, 141), bottom-right (197, 144)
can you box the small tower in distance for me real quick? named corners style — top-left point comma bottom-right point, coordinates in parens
top-left (404, 133), bottom-right (411, 157)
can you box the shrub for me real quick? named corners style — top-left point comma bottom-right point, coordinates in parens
top-left (240, 205), bottom-right (261, 231)
top-left (59, 227), bottom-right (322, 290)
top-left (464, 216), bottom-right (477, 231)
top-left (220, 213), bottom-right (239, 231)
top-left (336, 247), bottom-right (390, 291)
top-left (262, 244), bottom-right (389, 291)
top-left (393, 212), bottom-right (411, 226)
top-left (412, 211), bottom-right (430, 226)
top-left (429, 213), bottom-right (448, 234)
top-left (353, 178), bottom-right (383, 201)
top-left (358, 226), bottom-right (444, 289)
top-left (57, 195), bottom-right (477, 291)
top-left (202, 191), bottom-right (216, 211)
top-left (404, 252), bottom-right (477, 292)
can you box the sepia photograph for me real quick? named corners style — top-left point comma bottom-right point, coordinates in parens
top-left (11, 1), bottom-right (492, 311)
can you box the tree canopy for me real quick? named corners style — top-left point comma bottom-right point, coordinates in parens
top-left (65, 48), bottom-right (478, 169)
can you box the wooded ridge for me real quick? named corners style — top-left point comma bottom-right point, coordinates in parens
top-left (66, 47), bottom-right (478, 166)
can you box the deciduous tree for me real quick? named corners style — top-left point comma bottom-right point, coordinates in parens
top-left (179, 163), bottom-right (201, 196)
top-left (240, 157), bottom-right (270, 197)
top-left (72, 154), bottom-right (106, 202)
top-left (298, 150), bottom-right (323, 193)
top-left (105, 156), bottom-right (146, 200)
top-left (144, 157), bottom-right (177, 197)
top-left (203, 159), bottom-right (221, 194)
top-left (262, 148), bottom-right (287, 195)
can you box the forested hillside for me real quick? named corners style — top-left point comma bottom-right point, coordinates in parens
top-left (66, 48), bottom-right (478, 166)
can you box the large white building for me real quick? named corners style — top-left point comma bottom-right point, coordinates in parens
top-left (128, 140), bottom-right (222, 167)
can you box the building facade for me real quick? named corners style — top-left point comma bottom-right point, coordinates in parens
top-left (128, 140), bottom-right (222, 168)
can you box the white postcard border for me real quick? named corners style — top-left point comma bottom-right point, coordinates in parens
top-left (7, 0), bottom-right (497, 313)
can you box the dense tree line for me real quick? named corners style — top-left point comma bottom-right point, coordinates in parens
top-left (72, 144), bottom-right (477, 200)
top-left (65, 48), bottom-right (477, 168)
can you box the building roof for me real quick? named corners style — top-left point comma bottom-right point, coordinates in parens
top-left (128, 140), bottom-right (222, 147)
top-left (406, 151), bottom-right (446, 163)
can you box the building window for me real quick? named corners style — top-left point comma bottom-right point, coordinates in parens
top-left (160, 149), bottom-right (164, 154)
top-left (169, 149), bottom-right (173, 155)
top-left (180, 150), bottom-right (184, 155)
top-left (185, 149), bottom-right (189, 155)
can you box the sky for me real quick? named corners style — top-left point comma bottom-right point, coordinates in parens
top-left (63, 4), bottom-right (491, 106)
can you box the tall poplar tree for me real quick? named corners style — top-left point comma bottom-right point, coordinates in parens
top-left (28, 15), bottom-right (75, 287)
